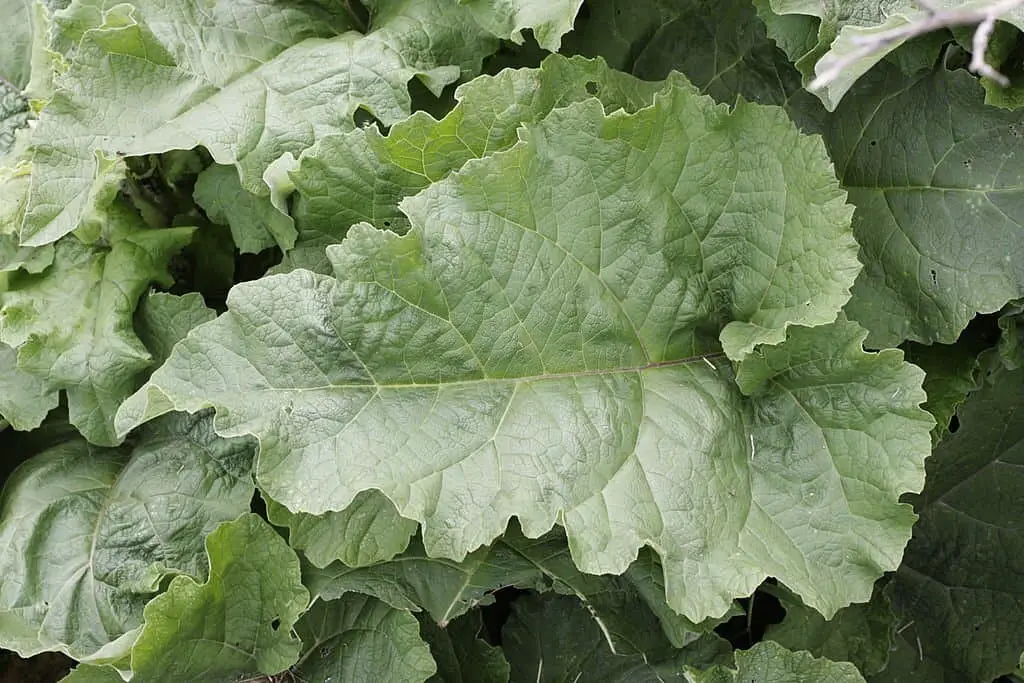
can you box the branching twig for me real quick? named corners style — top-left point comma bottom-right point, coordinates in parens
top-left (810, 0), bottom-right (1024, 91)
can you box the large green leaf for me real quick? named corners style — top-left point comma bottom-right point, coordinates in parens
top-left (601, 5), bottom-right (1024, 350)
top-left (866, 630), bottom-right (949, 683)
top-left (116, 82), bottom-right (932, 622)
top-left (687, 639), bottom-right (866, 683)
top-left (824, 63), bottom-right (1024, 348)
top-left (0, 204), bottom-right (193, 445)
top-left (306, 525), bottom-right (706, 652)
top-left (19, 0), bottom-right (584, 246)
top-left (0, 412), bottom-right (255, 661)
top-left (280, 54), bottom-right (662, 274)
top-left (565, 0), bottom-right (825, 127)
top-left (17, 0), bottom-right (343, 245)
top-left (888, 366), bottom-right (1024, 681)
top-left (286, 595), bottom-right (437, 683)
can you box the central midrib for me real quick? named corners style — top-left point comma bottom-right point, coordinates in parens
top-left (263, 352), bottom-right (729, 391)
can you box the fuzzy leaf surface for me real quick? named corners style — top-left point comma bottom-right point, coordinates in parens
top-left (117, 83), bottom-right (931, 622)
top-left (193, 164), bottom-right (296, 254)
top-left (0, 341), bottom-right (59, 431)
top-left (133, 292), bottom-right (216, 369)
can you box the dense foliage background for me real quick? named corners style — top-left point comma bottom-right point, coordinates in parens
top-left (1, 0), bottom-right (1023, 681)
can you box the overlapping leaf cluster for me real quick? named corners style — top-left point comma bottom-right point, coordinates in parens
top-left (0, 0), bottom-right (1022, 681)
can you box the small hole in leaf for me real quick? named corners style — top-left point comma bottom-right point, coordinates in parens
top-left (320, 646), bottom-right (333, 658)
top-left (585, 81), bottom-right (599, 95)
top-left (383, 220), bottom-right (391, 227)
top-left (930, 269), bottom-right (937, 286)
top-left (870, 140), bottom-right (877, 146)
top-left (271, 618), bottom-right (281, 631)
top-left (963, 159), bottom-right (972, 168)
top-left (949, 415), bottom-right (960, 433)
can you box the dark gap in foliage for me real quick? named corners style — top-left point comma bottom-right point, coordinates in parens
top-left (479, 586), bottom-right (529, 645)
top-left (0, 649), bottom-right (74, 682)
top-left (408, 77), bottom-right (458, 121)
top-left (353, 106), bottom-right (384, 132)
top-left (341, 0), bottom-right (370, 34)
top-left (575, 1), bottom-right (591, 23)
top-left (482, 31), bottom-right (550, 76)
top-left (250, 489), bottom-right (269, 519)
top-left (121, 150), bottom-right (212, 231)
top-left (236, 248), bottom-right (284, 286)
top-left (714, 582), bottom-right (785, 649)
top-left (0, 404), bottom-right (75, 480)
top-left (948, 414), bottom-right (961, 433)
top-left (998, 30), bottom-right (1024, 77)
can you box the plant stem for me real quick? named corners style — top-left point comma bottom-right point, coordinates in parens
top-left (810, 0), bottom-right (1024, 91)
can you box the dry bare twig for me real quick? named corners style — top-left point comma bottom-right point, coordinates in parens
top-left (810, 0), bottom-right (1024, 91)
